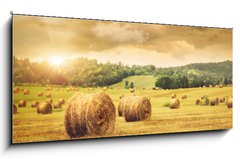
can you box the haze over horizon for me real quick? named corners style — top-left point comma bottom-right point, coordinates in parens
top-left (13, 15), bottom-right (232, 67)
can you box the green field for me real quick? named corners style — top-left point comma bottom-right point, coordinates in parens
top-left (12, 85), bottom-right (232, 143)
top-left (111, 75), bottom-right (157, 89)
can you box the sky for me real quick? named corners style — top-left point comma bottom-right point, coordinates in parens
top-left (13, 15), bottom-right (232, 67)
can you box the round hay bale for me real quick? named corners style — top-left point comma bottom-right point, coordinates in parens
top-left (219, 84), bottom-right (223, 88)
top-left (119, 94), bottom-right (124, 100)
top-left (65, 92), bottom-right (116, 138)
top-left (31, 101), bottom-right (40, 108)
top-left (209, 85), bottom-right (213, 88)
top-left (53, 102), bottom-right (62, 109)
top-left (14, 87), bottom-right (20, 93)
top-left (171, 93), bottom-right (176, 99)
top-left (123, 96), bottom-right (151, 122)
top-left (210, 98), bottom-right (219, 106)
top-left (18, 100), bottom-right (27, 107)
top-left (46, 98), bottom-right (53, 104)
top-left (182, 94), bottom-right (187, 99)
top-left (23, 89), bottom-right (30, 95)
top-left (201, 95), bottom-right (206, 100)
top-left (37, 103), bottom-right (53, 114)
top-left (67, 88), bottom-right (70, 92)
top-left (103, 87), bottom-right (107, 91)
top-left (46, 86), bottom-right (52, 91)
top-left (37, 92), bottom-right (43, 97)
top-left (220, 97), bottom-right (225, 103)
top-left (130, 88), bottom-right (135, 93)
top-left (118, 97), bottom-right (128, 116)
top-left (59, 98), bottom-right (65, 105)
top-left (227, 97), bottom-right (232, 108)
top-left (170, 98), bottom-right (180, 109)
top-left (196, 99), bottom-right (201, 105)
top-left (13, 104), bottom-right (17, 114)
top-left (45, 92), bottom-right (52, 98)
top-left (216, 97), bottom-right (219, 105)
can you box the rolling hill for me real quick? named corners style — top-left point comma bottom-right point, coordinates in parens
top-left (111, 75), bottom-right (157, 89)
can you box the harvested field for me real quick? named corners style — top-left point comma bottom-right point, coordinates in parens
top-left (13, 86), bottom-right (232, 143)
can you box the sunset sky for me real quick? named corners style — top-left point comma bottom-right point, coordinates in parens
top-left (13, 15), bottom-right (232, 67)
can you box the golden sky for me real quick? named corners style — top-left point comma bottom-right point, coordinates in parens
top-left (13, 15), bottom-right (232, 67)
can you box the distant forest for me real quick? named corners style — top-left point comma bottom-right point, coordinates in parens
top-left (13, 56), bottom-right (232, 89)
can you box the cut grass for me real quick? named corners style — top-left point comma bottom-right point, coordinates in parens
top-left (13, 86), bottom-right (232, 143)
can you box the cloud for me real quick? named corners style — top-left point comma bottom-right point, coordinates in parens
top-left (92, 22), bottom-right (147, 44)
top-left (13, 15), bottom-right (232, 66)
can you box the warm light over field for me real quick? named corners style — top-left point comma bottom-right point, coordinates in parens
top-left (13, 15), bottom-right (232, 67)
top-left (49, 56), bottom-right (65, 66)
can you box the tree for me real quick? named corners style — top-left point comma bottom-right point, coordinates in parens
top-left (125, 81), bottom-right (129, 88)
top-left (129, 82), bottom-right (134, 88)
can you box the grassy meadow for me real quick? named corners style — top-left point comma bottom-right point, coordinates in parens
top-left (13, 84), bottom-right (232, 143)
top-left (111, 75), bottom-right (157, 89)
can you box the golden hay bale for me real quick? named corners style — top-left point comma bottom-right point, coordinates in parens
top-left (123, 96), bottom-right (151, 122)
top-left (53, 102), bottom-right (62, 109)
top-left (75, 88), bottom-right (79, 91)
top-left (219, 84), bottom-right (223, 88)
top-left (13, 104), bottom-right (17, 114)
top-left (118, 97), bottom-right (128, 116)
top-left (37, 92), bottom-right (43, 97)
top-left (46, 98), bottom-right (53, 104)
top-left (182, 94), bottom-right (187, 99)
top-left (46, 86), bottom-right (52, 91)
top-left (59, 98), bottom-right (65, 105)
top-left (45, 92), bottom-right (52, 98)
top-left (227, 97), bottom-right (232, 108)
top-left (171, 93), bottom-right (176, 99)
top-left (196, 99), bottom-right (201, 105)
top-left (209, 85), bottom-right (213, 88)
top-left (67, 88), bottom-right (71, 92)
top-left (210, 98), bottom-right (219, 106)
top-left (220, 97), bottom-right (225, 103)
top-left (201, 95), bottom-right (206, 100)
top-left (31, 101), bottom-right (40, 108)
top-left (13, 87), bottom-right (20, 93)
top-left (65, 92), bottom-right (116, 138)
top-left (103, 87), bottom-right (107, 91)
top-left (130, 88), bottom-right (135, 93)
top-left (216, 97), bottom-right (219, 105)
top-left (37, 103), bottom-right (53, 114)
top-left (23, 89), bottom-right (30, 95)
top-left (119, 94), bottom-right (124, 100)
top-left (170, 98), bottom-right (180, 109)
top-left (18, 100), bottom-right (27, 107)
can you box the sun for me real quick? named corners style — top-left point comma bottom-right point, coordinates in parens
top-left (49, 56), bottom-right (65, 66)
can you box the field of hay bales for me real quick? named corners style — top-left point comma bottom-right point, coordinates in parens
top-left (12, 86), bottom-right (232, 143)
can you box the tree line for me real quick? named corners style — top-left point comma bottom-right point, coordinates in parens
top-left (13, 56), bottom-right (232, 89)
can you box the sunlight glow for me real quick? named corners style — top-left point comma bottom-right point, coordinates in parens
top-left (49, 56), bottom-right (65, 66)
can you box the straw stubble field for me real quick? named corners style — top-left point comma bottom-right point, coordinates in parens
top-left (13, 86), bottom-right (232, 143)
